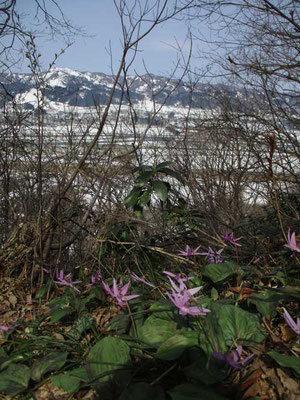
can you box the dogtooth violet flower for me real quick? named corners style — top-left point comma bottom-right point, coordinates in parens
top-left (166, 276), bottom-right (210, 316)
top-left (284, 229), bottom-right (300, 253)
top-left (54, 270), bottom-right (81, 292)
top-left (102, 278), bottom-right (139, 308)
top-left (130, 272), bottom-right (155, 288)
top-left (86, 272), bottom-right (102, 288)
top-left (163, 270), bottom-right (193, 283)
top-left (222, 231), bottom-right (242, 247)
top-left (199, 247), bottom-right (224, 264)
top-left (0, 323), bottom-right (16, 332)
top-left (91, 272), bottom-right (101, 286)
top-left (177, 245), bottom-right (202, 256)
top-left (283, 308), bottom-right (300, 336)
top-left (213, 345), bottom-right (254, 369)
top-left (167, 276), bottom-right (202, 297)
top-left (166, 289), bottom-right (211, 316)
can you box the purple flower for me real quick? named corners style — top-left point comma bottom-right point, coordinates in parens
top-left (91, 272), bottom-right (102, 286)
top-left (54, 270), bottom-right (81, 292)
top-left (178, 245), bottom-right (202, 257)
top-left (213, 345), bottom-right (254, 369)
top-left (167, 276), bottom-right (202, 297)
top-left (222, 231), bottom-right (242, 247)
top-left (102, 278), bottom-right (139, 308)
top-left (199, 247), bottom-right (224, 264)
top-left (284, 229), bottom-right (300, 253)
top-left (0, 323), bottom-right (16, 332)
top-left (163, 270), bottom-right (192, 283)
top-left (131, 273), bottom-right (155, 288)
top-left (166, 289), bottom-right (210, 316)
top-left (166, 278), bottom-right (209, 317)
top-left (283, 308), bottom-right (300, 336)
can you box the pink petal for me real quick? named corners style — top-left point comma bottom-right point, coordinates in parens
top-left (122, 294), bottom-right (139, 302)
top-left (120, 281), bottom-right (131, 296)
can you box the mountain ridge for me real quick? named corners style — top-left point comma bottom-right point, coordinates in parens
top-left (0, 66), bottom-right (252, 110)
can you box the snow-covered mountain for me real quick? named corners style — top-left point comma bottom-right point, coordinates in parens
top-left (0, 66), bottom-right (252, 110)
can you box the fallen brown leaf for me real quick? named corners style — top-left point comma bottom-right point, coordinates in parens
top-left (276, 368), bottom-right (300, 400)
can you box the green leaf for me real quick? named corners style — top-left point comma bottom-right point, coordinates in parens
top-left (214, 305), bottom-right (265, 346)
top-left (49, 309), bottom-right (72, 323)
top-left (119, 383), bottom-right (164, 400)
top-left (155, 334), bottom-right (195, 360)
top-left (31, 352), bottom-right (68, 381)
top-left (211, 287), bottom-right (219, 300)
top-left (107, 314), bottom-right (130, 334)
top-left (133, 165), bottom-right (152, 172)
top-left (68, 315), bottom-right (93, 340)
top-left (86, 337), bottom-right (131, 389)
top-left (0, 364), bottom-right (31, 395)
top-left (156, 161), bottom-right (173, 170)
top-left (35, 283), bottom-right (50, 299)
top-left (168, 383), bottom-right (229, 400)
top-left (158, 167), bottom-right (184, 183)
top-left (139, 315), bottom-right (178, 347)
top-left (203, 262), bottom-right (238, 283)
top-left (184, 351), bottom-right (227, 385)
top-left (148, 302), bottom-right (176, 321)
top-left (249, 290), bottom-right (286, 319)
top-left (152, 180), bottom-right (168, 201)
top-left (135, 171), bottom-right (153, 186)
top-left (51, 374), bottom-right (80, 393)
top-left (124, 188), bottom-right (141, 208)
top-left (268, 286), bottom-right (300, 299)
top-left (137, 189), bottom-right (152, 207)
top-left (133, 206), bottom-right (143, 218)
top-left (51, 367), bottom-right (88, 393)
top-left (0, 349), bottom-right (9, 367)
top-left (268, 351), bottom-right (300, 377)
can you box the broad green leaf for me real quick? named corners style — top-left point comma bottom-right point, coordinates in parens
top-left (155, 334), bottom-right (195, 360)
top-left (267, 286), bottom-right (300, 299)
top-left (107, 314), bottom-right (130, 334)
top-left (0, 354), bottom-right (25, 371)
top-left (133, 165), bottom-right (152, 172)
top-left (168, 383), bottom-right (229, 400)
top-left (51, 367), bottom-right (88, 393)
top-left (86, 337), bottom-right (131, 389)
top-left (51, 374), bottom-right (80, 393)
top-left (139, 315), bottom-right (178, 347)
top-left (152, 180), bottom-right (168, 201)
top-left (249, 290), bottom-right (286, 319)
top-left (50, 309), bottom-right (72, 323)
top-left (158, 167), bottom-right (184, 183)
top-left (211, 287), bottom-right (219, 300)
top-left (119, 383), bottom-right (164, 400)
top-left (35, 283), bottom-right (50, 299)
top-left (134, 171), bottom-right (153, 186)
top-left (184, 351), bottom-right (227, 385)
top-left (214, 305), bottom-right (265, 346)
top-left (0, 364), bottom-right (30, 395)
top-left (137, 189), bottom-right (152, 207)
top-left (133, 205), bottom-right (143, 218)
top-left (68, 315), bottom-right (93, 340)
top-left (124, 188), bottom-right (141, 208)
top-left (31, 352), bottom-right (68, 381)
top-left (156, 161), bottom-right (173, 170)
top-left (148, 302), bottom-right (176, 321)
top-left (203, 262), bottom-right (238, 283)
top-left (268, 351), bottom-right (300, 377)
top-left (0, 349), bottom-right (9, 367)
